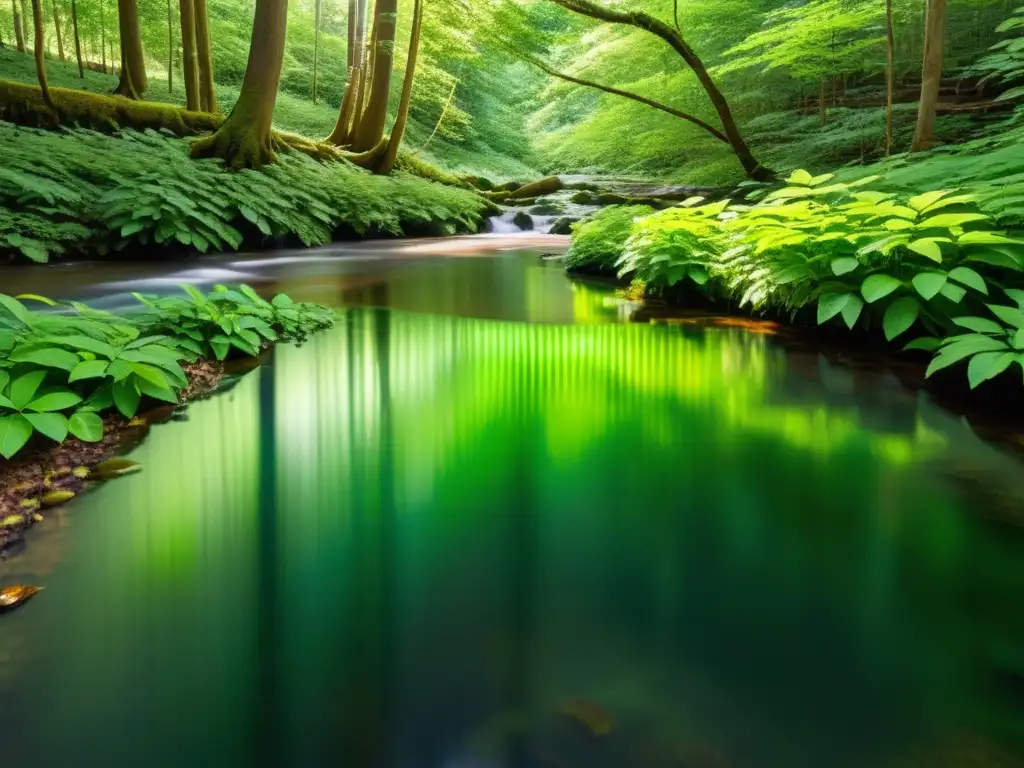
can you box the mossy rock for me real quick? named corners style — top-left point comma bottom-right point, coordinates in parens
top-left (567, 182), bottom-right (601, 192)
top-left (571, 191), bottom-right (600, 205)
top-left (596, 192), bottom-right (628, 205)
top-left (507, 196), bottom-right (538, 207)
top-left (626, 196), bottom-right (677, 210)
top-left (507, 176), bottom-right (564, 200)
top-left (512, 211), bottom-right (534, 230)
top-left (458, 174), bottom-right (496, 191)
top-left (529, 203), bottom-right (562, 215)
top-left (494, 180), bottom-right (527, 193)
top-left (549, 217), bottom-right (578, 235)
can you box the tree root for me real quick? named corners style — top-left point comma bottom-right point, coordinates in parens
top-left (190, 121), bottom-right (279, 170)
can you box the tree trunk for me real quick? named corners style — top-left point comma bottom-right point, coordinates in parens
top-left (115, 0), bottom-right (148, 98)
top-left (20, 0), bottom-right (28, 50)
top-left (189, 0), bottom-right (288, 169)
top-left (194, 0), bottom-right (216, 111)
top-left (885, 0), bottom-right (894, 155)
top-left (350, 0), bottom-right (397, 151)
top-left (30, 0), bottom-right (54, 108)
top-left (312, 0), bottom-right (321, 103)
top-left (378, 0), bottom-right (422, 173)
top-left (911, 0), bottom-right (946, 151)
top-left (71, 0), bottom-right (82, 76)
top-left (99, 0), bottom-right (106, 72)
top-left (51, 0), bottom-right (64, 59)
top-left (12, 0), bottom-right (26, 52)
top-left (179, 0), bottom-right (200, 109)
top-left (167, 0), bottom-right (173, 92)
top-left (544, 0), bottom-right (769, 179)
top-left (327, 67), bottom-right (360, 144)
top-left (819, 76), bottom-right (826, 126)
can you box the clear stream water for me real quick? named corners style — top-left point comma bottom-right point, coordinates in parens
top-left (2, 238), bottom-right (1024, 767)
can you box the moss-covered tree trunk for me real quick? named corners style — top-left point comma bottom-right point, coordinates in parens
top-left (71, 0), bottom-right (83, 77)
top-left (115, 0), bottom-right (148, 98)
top-left (194, 0), bottom-right (216, 111)
top-left (189, 0), bottom-right (288, 169)
top-left (51, 0), bottom-right (65, 59)
top-left (911, 0), bottom-right (946, 152)
top-left (327, 0), bottom-right (367, 145)
top-left (30, 0), bottom-right (54, 108)
top-left (349, 0), bottom-right (396, 152)
top-left (179, 0), bottom-right (200, 109)
top-left (12, 0), bottom-right (26, 52)
top-left (378, 0), bottom-right (421, 173)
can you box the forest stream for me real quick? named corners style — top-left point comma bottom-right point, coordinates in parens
top-left (2, 235), bottom-right (1024, 767)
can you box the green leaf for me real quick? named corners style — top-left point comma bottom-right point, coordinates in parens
top-left (0, 330), bottom-right (14, 352)
top-left (209, 335), bottom-right (230, 360)
top-left (46, 335), bottom-right (118, 358)
top-left (239, 205), bottom-right (259, 224)
top-left (953, 316), bottom-right (1005, 334)
top-left (8, 344), bottom-right (80, 371)
top-left (133, 375), bottom-right (179, 404)
top-left (817, 293), bottom-right (852, 324)
top-left (906, 238), bottom-right (944, 263)
top-left (120, 220), bottom-right (146, 237)
top-left (947, 266), bottom-right (988, 295)
top-left (988, 303), bottom-right (1024, 329)
top-left (926, 335), bottom-right (1009, 377)
top-left (0, 414), bottom-right (33, 458)
top-left (24, 412), bottom-right (68, 442)
top-left (830, 257), bottom-right (859, 276)
top-left (27, 390), bottom-right (83, 412)
top-left (0, 295), bottom-right (32, 326)
top-left (68, 410), bottom-right (104, 442)
top-left (916, 213), bottom-right (988, 229)
top-left (883, 297), bottom-right (920, 340)
top-left (0, 370), bottom-right (8, 393)
top-left (9, 370), bottom-right (47, 410)
top-left (861, 274), bottom-right (902, 303)
top-left (113, 379), bottom-right (141, 419)
top-left (774, 264), bottom-right (813, 284)
top-left (129, 363), bottom-right (172, 390)
top-left (841, 295), bottom-right (864, 329)
top-left (1005, 288), bottom-right (1024, 309)
top-left (967, 351), bottom-right (1016, 388)
top-left (14, 294), bottom-right (57, 306)
top-left (957, 231), bottom-right (1024, 246)
top-left (908, 190), bottom-right (951, 212)
top-left (912, 272), bottom-right (948, 300)
top-left (885, 218), bottom-right (915, 231)
top-left (904, 336), bottom-right (942, 352)
top-left (939, 282), bottom-right (967, 303)
top-left (1013, 329), bottom-right (1024, 350)
top-left (787, 169), bottom-right (813, 186)
top-left (69, 359), bottom-right (110, 382)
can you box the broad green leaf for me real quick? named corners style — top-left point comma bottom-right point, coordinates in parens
top-left (831, 257), bottom-right (859, 276)
top-left (69, 359), bottom-right (110, 382)
top-left (10, 370), bottom-right (47, 410)
top-left (916, 213), bottom-right (988, 229)
top-left (14, 294), bottom-right (57, 306)
top-left (120, 220), bottom-right (145, 237)
top-left (957, 231), bottom-right (1024, 246)
top-left (239, 205), bottom-right (259, 224)
top-left (27, 390), bottom-right (83, 412)
top-left (688, 268), bottom-right (709, 285)
top-left (967, 351), bottom-right (1016, 389)
top-left (885, 216), bottom-right (916, 229)
top-left (209, 335), bottom-right (230, 360)
top-left (68, 410), bottom-right (104, 442)
top-left (841, 295), bottom-right (864, 329)
top-left (939, 283), bottom-right (967, 303)
top-left (953, 316), bottom-right (1005, 334)
top-left (919, 193), bottom-right (976, 212)
top-left (0, 330), bottom-right (13, 352)
top-left (912, 272), bottom-right (948, 300)
top-left (129, 363), bottom-right (171, 390)
top-left (988, 303), bottom-right (1024, 329)
top-left (134, 375), bottom-right (179, 404)
top-left (883, 297), bottom-right (920, 340)
top-left (816, 293), bottom-right (852, 324)
top-left (808, 173), bottom-right (835, 186)
top-left (908, 190), bottom-right (950, 212)
top-left (948, 266), bottom-right (988, 295)
top-left (46, 334), bottom-right (118, 358)
top-left (8, 344), bottom-right (80, 371)
top-left (904, 336), bottom-right (942, 352)
top-left (1005, 288), bottom-right (1024, 309)
top-left (787, 169), bottom-right (813, 186)
top-left (24, 412), bottom-right (69, 442)
top-left (926, 336), bottom-right (1009, 377)
top-left (1013, 329), bottom-right (1024, 350)
top-left (0, 370), bottom-right (8, 393)
top-left (113, 379), bottom-right (142, 419)
top-left (861, 274), bottom-right (902, 303)
top-left (907, 238), bottom-right (943, 263)
top-left (773, 264), bottom-right (813, 284)
top-left (0, 295), bottom-right (32, 326)
top-left (0, 414), bottom-right (33, 458)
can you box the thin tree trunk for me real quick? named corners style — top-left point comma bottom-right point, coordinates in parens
top-left (312, 0), bottom-right (321, 103)
top-left (30, 0), bottom-right (54, 108)
top-left (179, 0), bottom-right (200, 109)
top-left (20, 0), bottom-right (28, 50)
top-left (189, 0), bottom-right (289, 169)
top-left (327, 67), bottom-right (360, 144)
top-left (346, 0), bottom-right (355, 66)
top-left (350, 0), bottom-right (397, 151)
top-left (885, 0), bottom-right (894, 155)
top-left (543, 0), bottom-right (769, 179)
top-left (115, 0), bottom-right (148, 97)
top-left (12, 0), bottom-right (26, 52)
top-left (51, 0), bottom-right (64, 59)
top-left (194, 0), bottom-right (215, 110)
top-left (167, 0), bottom-right (173, 92)
top-left (357, 8), bottom-right (377, 123)
top-left (100, 0), bottom-right (106, 72)
top-left (71, 0), bottom-right (82, 76)
top-left (819, 76), bottom-right (826, 126)
top-left (412, 77), bottom-right (455, 153)
top-left (379, 0), bottom-right (422, 173)
top-left (911, 0), bottom-right (947, 151)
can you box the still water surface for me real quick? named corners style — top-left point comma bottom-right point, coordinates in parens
top-left (2, 245), bottom-right (1024, 767)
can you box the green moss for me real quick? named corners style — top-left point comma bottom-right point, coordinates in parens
top-left (565, 205), bottom-right (655, 274)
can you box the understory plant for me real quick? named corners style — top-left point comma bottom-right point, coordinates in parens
top-left (611, 169), bottom-right (1024, 388)
top-left (0, 286), bottom-right (333, 459)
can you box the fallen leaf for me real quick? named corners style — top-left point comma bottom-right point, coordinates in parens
top-left (558, 699), bottom-right (614, 737)
top-left (0, 515), bottom-right (25, 527)
top-left (41, 490), bottom-right (76, 507)
top-left (0, 585), bottom-right (44, 613)
top-left (92, 458), bottom-right (142, 480)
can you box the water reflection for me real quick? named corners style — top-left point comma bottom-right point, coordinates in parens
top-left (2, 306), bottom-right (1024, 767)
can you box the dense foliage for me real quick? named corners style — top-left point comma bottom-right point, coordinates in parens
top-left (0, 286), bottom-right (333, 458)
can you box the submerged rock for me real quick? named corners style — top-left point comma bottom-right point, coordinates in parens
top-left (549, 217), bottom-right (578, 235)
top-left (571, 191), bottom-right (599, 205)
top-left (512, 211), bottom-right (534, 230)
top-left (529, 203), bottom-right (563, 215)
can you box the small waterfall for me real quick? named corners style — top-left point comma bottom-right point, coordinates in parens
top-left (486, 211), bottom-right (530, 233)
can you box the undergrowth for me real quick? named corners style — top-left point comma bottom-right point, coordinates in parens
top-left (0, 124), bottom-right (490, 262)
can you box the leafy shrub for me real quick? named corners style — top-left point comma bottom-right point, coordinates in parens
top-left (0, 287), bottom-right (333, 458)
top-left (565, 205), bottom-right (655, 272)
top-left (601, 170), bottom-right (1024, 388)
top-left (972, 5), bottom-right (1024, 103)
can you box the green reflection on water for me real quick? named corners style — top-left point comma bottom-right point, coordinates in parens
top-left (2, 304), bottom-right (1024, 767)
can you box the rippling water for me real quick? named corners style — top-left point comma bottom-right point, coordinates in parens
top-left (2, 246), bottom-right (1024, 767)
